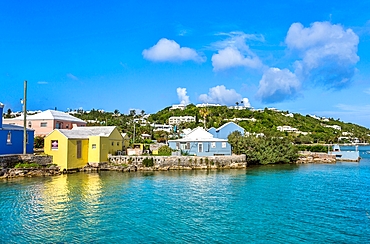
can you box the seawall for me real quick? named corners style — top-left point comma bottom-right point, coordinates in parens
top-left (0, 154), bottom-right (59, 178)
top-left (297, 151), bottom-right (336, 164)
top-left (85, 155), bottom-right (248, 171)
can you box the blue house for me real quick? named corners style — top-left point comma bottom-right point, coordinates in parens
top-left (168, 127), bottom-right (231, 156)
top-left (208, 122), bottom-right (245, 139)
top-left (0, 103), bottom-right (34, 155)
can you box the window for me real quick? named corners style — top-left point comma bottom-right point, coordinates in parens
top-left (211, 142), bottom-right (216, 148)
top-left (186, 142), bottom-right (190, 150)
top-left (56, 122), bottom-right (62, 129)
top-left (222, 142), bottom-right (227, 148)
top-left (66, 124), bottom-right (69, 129)
top-left (117, 142), bottom-right (120, 146)
top-left (92, 144), bottom-right (96, 149)
top-left (51, 140), bottom-right (58, 150)
top-left (40, 122), bottom-right (47, 127)
top-left (28, 121), bottom-right (32, 128)
top-left (112, 142), bottom-right (114, 146)
top-left (26, 133), bottom-right (29, 144)
top-left (77, 141), bottom-right (82, 159)
top-left (6, 132), bottom-right (11, 144)
top-left (198, 143), bottom-right (203, 153)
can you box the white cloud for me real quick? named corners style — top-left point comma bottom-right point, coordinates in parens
top-left (67, 73), bottom-right (78, 80)
top-left (142, 38), bottom-right (205, 62)
top-left (257, 67), bottom-right (300, 103)
top-left (212, 47), bottom-right (263, 71)
top-left (364, 88), bottom-right (370, 95)
top-left (241, 98), bottom-right (251, 108)
top-left (37, 81), bottom-right (48, 85)
top-left (211, 32), bottom-right (264, 71)
top-left (286, 21), bottom-right (359, 88)
top-left (177, 87), bottom-right (190, 105)
top-left (199, 85), bottom-right (242, 105)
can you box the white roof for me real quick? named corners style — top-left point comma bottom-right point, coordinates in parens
top-left (57, 126), bottom-right (117, 139)
top-left (6, 110), bottom-right (86, 123)
top-left (170, 127), bottom-right (227, 142)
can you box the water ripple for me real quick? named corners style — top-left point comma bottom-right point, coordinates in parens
top-left (1, 160), bottom-right (370, 243)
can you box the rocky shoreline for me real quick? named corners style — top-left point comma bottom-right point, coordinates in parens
top-left (0, 166), bottom-right (61, 179)
top-left (1, 153), bottom-right (338, 179)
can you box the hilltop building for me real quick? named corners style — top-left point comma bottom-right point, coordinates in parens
top-left (168, 116), bottom-right (196, 125)
top-left (3, 110), bottom-right (86, 136)
top-left (169, 104), bottom-right (186, 110)
top-left (0, 103), bottom-right (34, 155)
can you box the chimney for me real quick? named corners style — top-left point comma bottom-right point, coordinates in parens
top-left (0, 102), bottom-right (4, 129)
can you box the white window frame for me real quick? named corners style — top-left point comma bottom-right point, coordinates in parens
top-left (211, 142), bottom-right (216, 148)
top-left (222, 142), bottom-right (227, 148)
top-left (6, 132), bottom-right (11, 144)
top-left (40, 122), bottom-right (47, 127)
top-left (92, 144), bottom-right (97, 149)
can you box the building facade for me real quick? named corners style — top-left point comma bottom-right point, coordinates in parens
top-left (3, 110), bottom-right (86, 136)
top-left (0, 103), bottom-right (34, 155)
top-left (168, 116), bottom-right (196, 125)
top-left (44, 126), bottom-right (123, 170)
top-left (168, 127), bottom-right (231, 156)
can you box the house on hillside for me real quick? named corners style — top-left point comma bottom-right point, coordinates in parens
top-left (168, 127), bottom-right (231, 156)
top-left (44, 126), bottom-right (123, 171)
top-left (3, 110), bottom-right (86, 136)
top-left (0, 103), bottom-right (34, 155)
top-left (208, 122), bottom-right (245, 140)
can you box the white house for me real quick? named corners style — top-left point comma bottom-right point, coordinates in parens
top-left (168, 116), bottom-right (196, 125)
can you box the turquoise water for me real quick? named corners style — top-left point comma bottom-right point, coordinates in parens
top-left (1, 148), bottom-right (370, 243)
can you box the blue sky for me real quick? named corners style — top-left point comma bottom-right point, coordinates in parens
top-left (1, 0), bottom-right (370, 127)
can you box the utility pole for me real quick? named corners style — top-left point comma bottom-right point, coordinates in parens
top-left (133, 122), bottom-right (136, 143)
top-left (23, 80), bottom-right (27, 155)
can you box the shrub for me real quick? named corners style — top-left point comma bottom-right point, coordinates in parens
top-left (158, 145), bottom-right (172, 156)
top-left (34, 136), bottom-right (44, 149)
top-left (142, 158), bottom-right (154, 167)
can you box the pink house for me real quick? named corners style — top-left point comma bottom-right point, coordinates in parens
top-left (3, 110), bottom-right (86, 136)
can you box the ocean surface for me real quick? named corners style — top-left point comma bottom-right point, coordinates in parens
top-left (1, 146), bottom-right (370, 243)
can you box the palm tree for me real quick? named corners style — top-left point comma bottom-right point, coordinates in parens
top-left (199, 108), bottom-right (209, 129)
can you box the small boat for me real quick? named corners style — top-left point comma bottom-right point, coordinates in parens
top-left (329, 144), bottom-right (360, 162)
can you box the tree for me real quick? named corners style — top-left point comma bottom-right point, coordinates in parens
top-left (199, 108), bottom-right (209, 129)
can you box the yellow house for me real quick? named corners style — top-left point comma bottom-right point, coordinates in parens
top-left (121, 133), bottom-right (130, 150)
top-left (44, 126), bottom-right (123, 171)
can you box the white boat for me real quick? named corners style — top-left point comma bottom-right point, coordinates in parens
top-left (329, 144), bottom-right (360, 162)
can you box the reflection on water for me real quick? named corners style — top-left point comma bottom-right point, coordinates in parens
top-left (1, 161), bottom-right (370, 243)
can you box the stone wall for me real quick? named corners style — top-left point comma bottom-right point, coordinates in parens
top-left (86, 155), bottom-right (247, 171)
top-left (0, 154), bottom-right (53, 168)
top-left (297, 151), bottom-right (336, 164)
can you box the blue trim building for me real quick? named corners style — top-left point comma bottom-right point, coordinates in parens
top-left (0, 103), bottom-right (34, 155)
top-left (168, 127), bottom-right (231, 156)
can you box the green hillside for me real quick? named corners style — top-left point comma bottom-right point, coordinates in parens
top-left (148, 104), bottom-right (370, 144)
top-left (72, 105), bottom-right (370, 145)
